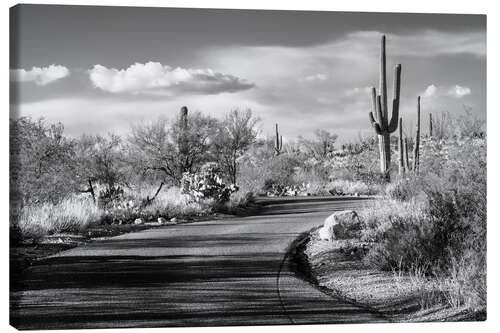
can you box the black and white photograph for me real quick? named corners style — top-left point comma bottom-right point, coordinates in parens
top-left (8, 2), bottom-right (487, 330)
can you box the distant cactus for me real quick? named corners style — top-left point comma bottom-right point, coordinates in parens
top-left (404, 136), bottom-right (411, 171)
top-left (398, 118), bottom-right (405, 176)
top-left (368, 35), bottom-right (402, 180)
top-left (274, 123), bottom-right (283, 156)
top-left (413, 97), bottom-right (421, 173)
top-left (429, 112), bottom-right (433, 137)
top-left (180, 106), bottom-right (188, 130)
top-left (178, 106), bottom-right (189, 173)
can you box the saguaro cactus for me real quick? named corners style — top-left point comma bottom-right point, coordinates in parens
top-left (368, 35), bottom-right (402, 180)
top-left (274, 123), bottom-right (283, 156)
top-left (398, 118), bottom-right (405, 176)
top-left (404, 137), bottom-right (411, 171)
top-left (180, 106), bottom-right (188, 130)
top-left (178, 106), bottom-right (189, 175)
top-left (429, 113), bottom-right (433, 137)
top-left (413, 97), bottom-right (421, 173)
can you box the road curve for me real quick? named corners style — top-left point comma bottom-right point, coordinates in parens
top-left (10, 196), bottom-right (386, 329)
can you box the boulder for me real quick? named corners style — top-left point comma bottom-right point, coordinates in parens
top-left (158, 217), bottom-right (167, 224)
top-left (318, 210), bottom-right (364, 241)
top-left (170, 217), bottom-right (177, 223)
top-left (134, 218), bottom-right (143, 225)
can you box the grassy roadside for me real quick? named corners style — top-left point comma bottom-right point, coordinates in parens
top-left (298, 228), bottom-right (485, 322)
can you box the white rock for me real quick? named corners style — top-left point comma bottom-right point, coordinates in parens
top-left (158, 217), bottom-right (167, 224)
top-left (134, 218), bottom-right (143, 225)
top-left (318, 210), bottom-right (363, 241)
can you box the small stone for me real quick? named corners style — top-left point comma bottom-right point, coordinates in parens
top-left (134, 218), bottom-right (143, 225)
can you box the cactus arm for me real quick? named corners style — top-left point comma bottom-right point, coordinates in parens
top-left (371, 87), bottom-right (378, 121)
top-left (387, 65), bottom-right (402, 133)
top-left (387, 98), bottom-right (399, 132)
top-left (393, 64), bottom-right (402, 102)
top-left (369, 112), bottom-right (383, 135)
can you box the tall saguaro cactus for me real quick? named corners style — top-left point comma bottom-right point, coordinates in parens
top-left (413, 97), bottom-right (421, 173)
top-left (274, 123), bottom-right (283, 156)
top-left (368, 35), bottom-right (402, 180)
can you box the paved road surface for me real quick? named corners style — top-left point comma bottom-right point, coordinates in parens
top-left (10, 196), bottom-right (386, 329)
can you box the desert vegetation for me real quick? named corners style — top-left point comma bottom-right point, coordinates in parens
top-left (11, 104), bottom-right (380, 242)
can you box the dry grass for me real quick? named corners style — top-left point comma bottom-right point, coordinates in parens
top-left (133, 186), bottom-right (211, 219)
top-left (13, 197), bottom-right (103, 239)
top-left (327, 179), bottom-right (383, 196)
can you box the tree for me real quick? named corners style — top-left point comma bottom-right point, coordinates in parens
top-left (127, 109), bottom-right (218, 186)
top-left (10, 117), bottom-right (77, 205)
top-left (298, 129), bottom-right (338, 160)
top-left (75, 133), bottom-right (127, 202)
top-left (212, 109), bottom-right (259, 184)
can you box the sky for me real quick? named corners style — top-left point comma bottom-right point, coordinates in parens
top-left (10, 4), bottom-right (486, 142)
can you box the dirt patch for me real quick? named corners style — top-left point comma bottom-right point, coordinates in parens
top-left (292, 227), bottom-right (481, 322)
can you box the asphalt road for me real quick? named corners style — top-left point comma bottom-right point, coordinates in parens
top-left (10, 196), bottom-right (386, 330)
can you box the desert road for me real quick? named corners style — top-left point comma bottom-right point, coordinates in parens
top-left (10, 196), bottom-right (387, 330)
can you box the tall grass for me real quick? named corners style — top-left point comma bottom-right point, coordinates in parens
top-left (13, 197), bottom-right (103, 239)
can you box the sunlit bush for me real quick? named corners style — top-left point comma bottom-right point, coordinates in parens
top-left (181, 163), bottom-right (238, 203)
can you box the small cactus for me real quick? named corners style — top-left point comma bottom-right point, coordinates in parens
top-left (368, 35), bottom-right (402, 180)
top-left (274, 123), bottom-right (283, 156)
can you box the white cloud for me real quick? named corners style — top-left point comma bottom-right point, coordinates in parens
top-left (88, 62), bottom-right (254, 95)
top-left (10, 65), bottom-right (70, 85)
top-left (448, 85), bottom-right (471, 98)
top-left (301, 73), bottom-right (328, 82)
top-left (344, 87), bottom-right (372, 97)
top-left (422, 84), bottom-right (471, 99)
top-left (423, 84), bottom-right (438, 97)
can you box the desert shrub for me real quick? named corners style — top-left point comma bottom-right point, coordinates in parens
top-left (327, 179), bottom-right (382, 196)
top-left (262, 154), bottom-right (301, 189)
top-left (12, 197), bottom-right (103, 239)
top-left (361, 133), bottom-right (486, 312)
top-left (138, 186), bottom-right (211, 220)
top-left (181, 162), bottom-right (238, 203)
top-left (384, 175), bottom-right (431, 201)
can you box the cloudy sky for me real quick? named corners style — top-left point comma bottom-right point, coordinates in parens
top-left (10, 5), bottom-right (486, 142)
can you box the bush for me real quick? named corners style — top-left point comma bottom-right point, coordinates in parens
top-left (181, 163), bottom-right (238, 203)
top-left (361, 135), bottom-right (486, 312)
